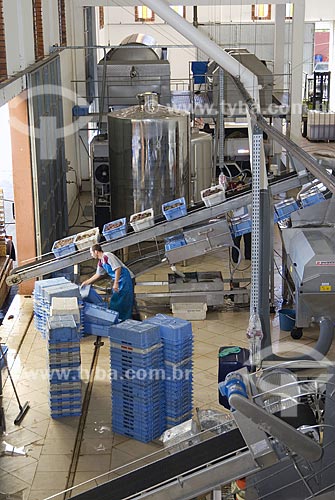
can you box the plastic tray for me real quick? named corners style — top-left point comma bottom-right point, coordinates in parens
top-left (300, 191), bottom-right (325, 208)
top-left (274, 198), bottom-right (299, 221)
top-left (130, 209), bottom-right (154, 232)
top-left (74, 227), bottom-right (99, 251)
top-left (162, 198), bottom-right (187, 221)
top-left (164, 234), bottom-right (187, 252)
top-left (52, 236), bottom-right (77, 258)
top-left (230, 214), bottom-right (252, 237)
top-left (201, 184), bottom-right (225, 207)
top-left (102, 218), bottom-right (127, 241)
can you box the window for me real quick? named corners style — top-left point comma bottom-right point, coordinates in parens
top-left (285, 3), bottom-right (293, 19)
top-left (32, 0), bottom-right (44, 60)
top-left (135, 6), bottom-right (155, 22)
top-left (58, 0), bottom-right (67, 46)
top-left (172, 6), bottom-right (186, 18)
top-left (251, 4), bottom-right (272, 20)
top-left (99, 6), bottom-right (104, 29)
top-left (0, 0), bottom-right (7, 81)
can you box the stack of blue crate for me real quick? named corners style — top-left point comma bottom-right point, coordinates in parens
top-left (83, 302), bottom-right (119, 337)
top-left (109, 320), bottom-right (166, 442)
top-left (34, 280), bottom-right (81, 338)
top-left (144, 314), bottom-right (193, 428)
top-left (33, 278), bottom-right (69, 334)
top-left (47, 315), bottom-right (82, 419)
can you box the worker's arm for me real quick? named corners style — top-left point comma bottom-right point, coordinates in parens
top-left (113, 267), bottom-right (122, 293)
top-left (81, 273), bottom-right (101, 287)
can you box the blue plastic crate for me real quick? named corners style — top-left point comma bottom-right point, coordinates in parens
top-left (49, 367), bottom-right (81, 383)
top-left (111, 422), bottom-right (164, 443)
top-left (51, 411), bottom-right (82, 419)
top-left (162, 197), bottom-right (187, 221)
top-left (163, 344), bottom-right (193, 362)
top-left (50, 394), bottom-right (82, 405)
top-left (111, 380), bottom-right (163, 397)
top-left (274, 198), bottom-right (299, 221)
top-left (230, 214), bottom-right (252, 237)
top-left (48, 345), bottom-right (80, 354)
top-left (84, 322), bottom-right (114, 337)
top-left (112, 388), bottom-right (162, 404)
top-left (164, 233), bottom-right (187, 252)
top-left (112, 413), bottom-right (165, 432)
top-left (300, 191), bottom-right (325, 208)
top-left (108, 321), bottom-right (161, 348)
top-left (103, 218), bottom-right (127, 241)
top-left (50, 387), bottom-right (82, 397)
top-left (164, 363), bottom-right (193, 379)
top-left (52, 237), bottom-right (77, 258)
top-left (110, 353), bottom-right (163, 370)
top-left (144, 314), bottom-right (193, 342)
top-left (166, 412), bottom-right (193, 427)
top-left (112, 397), bottom-right (163, 415)
top-left (80, 285), bottom-right (105, 305)
top-left (84, 303), bottom-right (119, 324)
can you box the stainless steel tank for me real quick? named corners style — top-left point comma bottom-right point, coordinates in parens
top-left (108, 92), bottom-right (190, 220)
top-left (190, 129), bottom-right (213, 203)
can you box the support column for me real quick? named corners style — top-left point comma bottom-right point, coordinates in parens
top-left (329, 21), bottom-right (335, 111)
top-left (8, 92), bottom-right (37, 295)
top-left (274, 3), bottom-right (286, 91)
top-left (290, 0), bottom-right (305, 142)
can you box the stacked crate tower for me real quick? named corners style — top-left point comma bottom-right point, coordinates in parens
top-left (109, 320), bottom-right (166, 443)
top-left (33, 279), bottom-right (83, 338)
top-left (145, 314), bottom-right (193, 428)
top-left (47, 314), bottom-right (82, 418)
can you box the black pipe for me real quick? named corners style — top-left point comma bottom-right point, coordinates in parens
top-left (259, 188), bottom-right (272, 354)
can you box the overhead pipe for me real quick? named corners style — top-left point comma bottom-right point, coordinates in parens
top-left (143, 0), bottom-right (260, 103)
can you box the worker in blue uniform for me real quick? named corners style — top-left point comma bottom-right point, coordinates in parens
top-left (81, 244), bottom-right (134, 321)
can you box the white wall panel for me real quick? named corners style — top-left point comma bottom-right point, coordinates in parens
top-left (42, 0), bottom-right (60, 54)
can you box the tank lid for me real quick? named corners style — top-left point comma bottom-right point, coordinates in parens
top-left (137, 92), bottom-right (159, 112)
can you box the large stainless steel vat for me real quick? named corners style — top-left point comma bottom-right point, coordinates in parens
top-left (190, 129), bottom-right (213, 203)
top-left (108, 92), bottom-right (190, 220)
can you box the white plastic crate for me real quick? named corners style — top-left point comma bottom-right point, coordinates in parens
top-left (74, 227), bottom-right (99, 251)
top-left (201, 184), bottom-right (225, 207)
top-left (171, 302), bottom-right (207, 320)
top-left (50, 297), bottom-right (80, 323)
top-left (130, 208), bottom-right (154, 232)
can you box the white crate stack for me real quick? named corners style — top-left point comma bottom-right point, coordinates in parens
top-left (307, 110), bottom-right (335, 141)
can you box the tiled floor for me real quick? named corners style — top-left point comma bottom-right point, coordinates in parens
top-left (0, 240), bottom-right (330, 500)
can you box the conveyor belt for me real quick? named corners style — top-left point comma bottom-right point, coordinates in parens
top-left (7, 172), bottom-right (307, 286)
top-left (71, 428), bottom-right (247, 500)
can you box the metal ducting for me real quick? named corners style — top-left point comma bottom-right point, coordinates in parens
top-left (97, 34), bottom-right (171, 110)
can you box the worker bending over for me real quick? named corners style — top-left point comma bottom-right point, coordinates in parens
top-left (81, 244), bottom-right (134, 321)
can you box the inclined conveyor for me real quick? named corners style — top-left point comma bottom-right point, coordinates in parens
top-left (7, 171), bottom-right (306, 286)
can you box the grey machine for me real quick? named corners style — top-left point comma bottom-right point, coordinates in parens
top-left (97, 33), bottom-right (171, 112)
top-left (281, 199), bottom-right (335, 339)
